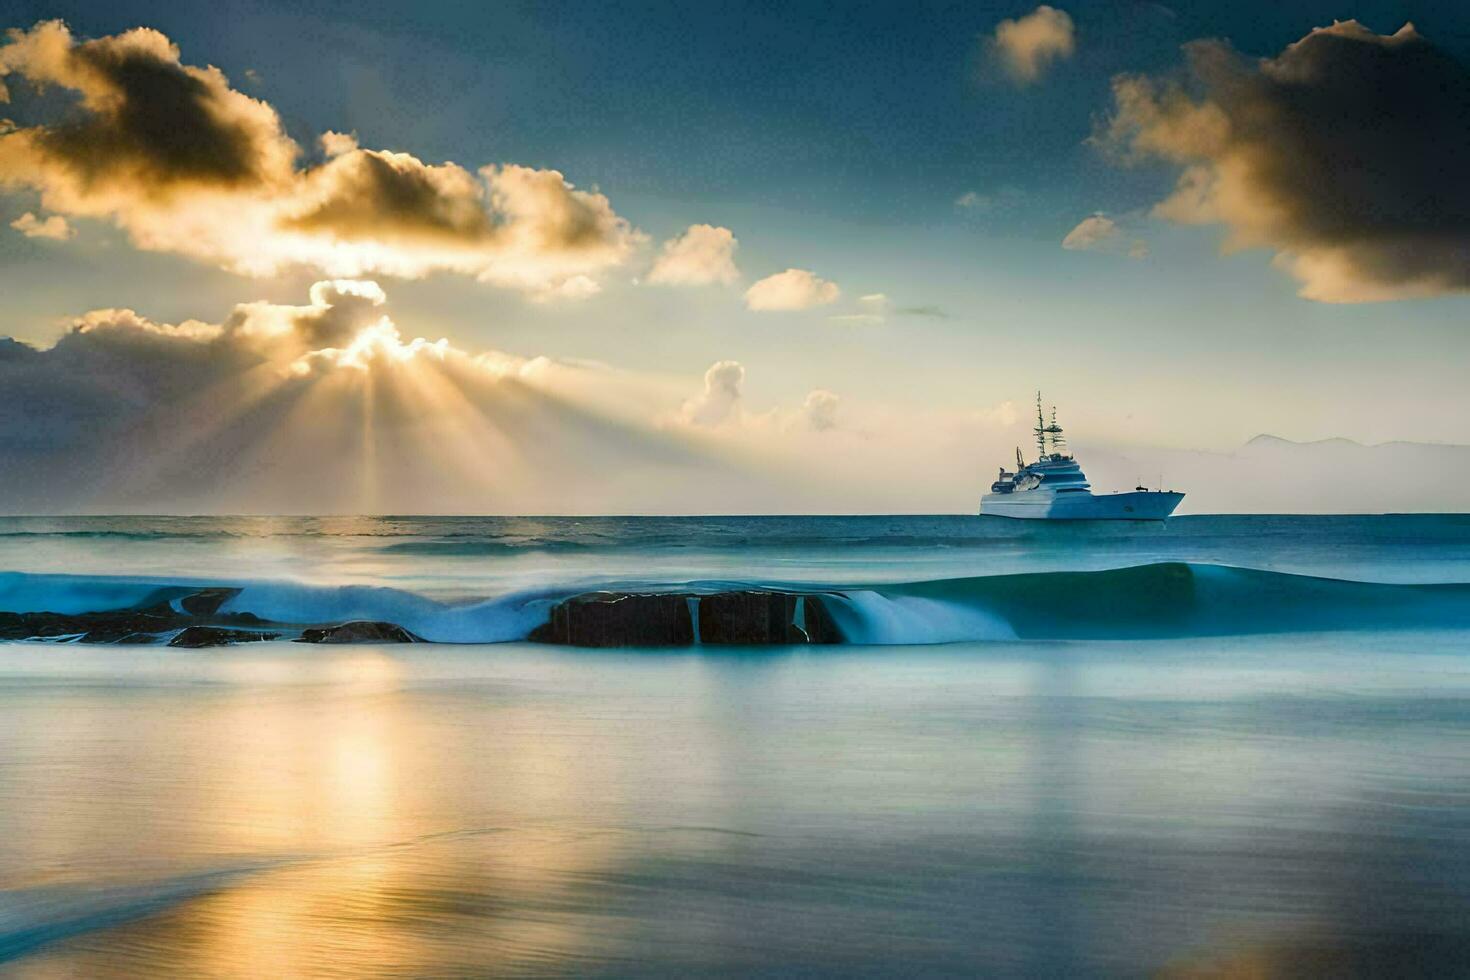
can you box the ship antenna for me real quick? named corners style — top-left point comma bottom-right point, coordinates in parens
top-left (1046, 405), bottom-right (1067, 456)
top-left (1034, 391), bottom-right (1047, 459)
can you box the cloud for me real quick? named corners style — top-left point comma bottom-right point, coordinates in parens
top-left (220, 278), bottom-right (390, 352)
top-left (646, 223), bottom-right (739, 286)
top-left (0, 286), bottom-right (1039, 514)
top-left (1096, 20), bottom-right (1470, 302)
top-left (954, 185), bottom-right (1026, 216)
top-left (0, 21), bottom-right (640, 293)
top-left (681, 359), bottom-right (744, 426)
top-left (9, 211), bottom-right (72, 239)
top-left (0, 21), bottom-right (297, 194)
top-left (319, 130), bottom-right (358, 158)
top-left (802, 389), bottom-right (839, 431)
top-left (744, 268), bottom-right (841, 311)
top-left (828, 292), bottom-right (890, 324)
top-left (531, 274), bottom-right (601, 302)
top-left (990, 6), bottom-right (1076, 84)
top-left (0, 280), bottom-right (719, 512)
top-left (1062, 213), bottom-right (1148, 257)
top-left (673, 364), bottom-right (841, 436)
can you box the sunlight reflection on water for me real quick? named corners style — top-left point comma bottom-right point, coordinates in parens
top-left (0, 635), bottom-right (1467, 976)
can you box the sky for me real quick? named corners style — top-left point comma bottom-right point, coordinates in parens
top-left (0, 0), bottom-right (1467, 513)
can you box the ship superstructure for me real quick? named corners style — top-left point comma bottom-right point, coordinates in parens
top-left (980, 394), bottom-right (1184, 520)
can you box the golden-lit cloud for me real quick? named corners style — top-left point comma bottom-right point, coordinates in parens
top-left (744, 268), bottom-right (840, 311)
top-left (1098, 21), bottom-right (1470, 302)
top-left (673, 363), bottom-right (839, 435)
top-left (646, 223), bottom-right (740, 286)
top-left (0, 280), bottom-right (711, 512)
top-left (990, 5), bottom-right (1075, 85)
top-left (9, 210), bottom-right (70, 238)
top-left (1062, 213), bottom-right (1147, 258)
top-left (0, 21), bottom-right (640, 294)
top-left (680, 359), bottom-right (745, 426)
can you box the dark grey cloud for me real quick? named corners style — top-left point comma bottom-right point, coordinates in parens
top-left (1099, 21), bottom-right (1470, 301)
top-left (0, 21), bottom-right (297, 201)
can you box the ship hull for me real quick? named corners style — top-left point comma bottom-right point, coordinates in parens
top-left (980, 490), bottom-right (1184, 520)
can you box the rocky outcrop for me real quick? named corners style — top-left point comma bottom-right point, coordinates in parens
top-left (0, 590), bottom-right (422, 646)
top-left (0, 609), bottom-right (178, 643)
top-left (529, 593), bottom-right (696, 647)
top-left (297, 621), bottom-right (420, 644)
top-left (529, 590), bottom-right (845, 647)
top-left (168, 626), bottom-right (280, 648)
top-left (698, 591), bottom-right (842, 644)
top-left (0, 587), bottom-right (283, 645)
top-left (177, 587), bottom-right (242, 617)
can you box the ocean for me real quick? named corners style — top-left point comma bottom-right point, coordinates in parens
top-left (0, 514), bottom-right (1468, 976)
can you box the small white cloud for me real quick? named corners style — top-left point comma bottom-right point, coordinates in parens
top-left (954, 186), bottom-right (1025, 214)
top-left (530, 275), bottom-right (603, 303)
top-left (827, 292), bottom-right (891, 325)
top-left (991, 5), bottom-right (1076, 85)
top-left (681, 359), bottom-right (745, 426)
top-left (319, 130), bottom-right (359, 158)
top-left (803, 389), bottom-right (840, 431)
top-left (1062, 213), bottom-right (1147, 258)
top-left (10, 212), bottom-right (74, 240)
top-left (647, 224), bottom-right (739, 286)
top-left (744, 268), bottom-right (841, 311)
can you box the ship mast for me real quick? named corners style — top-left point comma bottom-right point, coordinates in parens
top-left (1045, 405), bottom-right (1067, 457)
top-left (1034, 391), bottom-right (1047, 460)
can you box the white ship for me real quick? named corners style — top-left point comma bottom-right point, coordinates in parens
top-left (980, 394), bottom-right (1184, 520)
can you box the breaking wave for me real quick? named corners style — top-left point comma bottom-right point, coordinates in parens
top-left (2, 563), bottom-right (1468, 645)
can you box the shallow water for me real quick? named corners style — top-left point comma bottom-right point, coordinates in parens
top-left (1, 637), bottom-right (1468, 976)
top-left (1, 516), bottom-right (1468, 975)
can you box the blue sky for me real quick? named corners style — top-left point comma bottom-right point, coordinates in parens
top-left (0, 1), bottom-right (1466, 511)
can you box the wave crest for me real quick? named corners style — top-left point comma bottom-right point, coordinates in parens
top-left (2, 563), bottom-right (1467, 646)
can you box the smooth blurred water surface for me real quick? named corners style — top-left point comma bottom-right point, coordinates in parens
top-left (1, 634), bottom-right (1468, 977)
top-left (1, 515), bottom-right (1469, 975)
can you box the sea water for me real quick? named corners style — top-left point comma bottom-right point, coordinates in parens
top-left (0, 515), bottom-right (1468, 975)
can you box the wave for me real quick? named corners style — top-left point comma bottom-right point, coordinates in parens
top-left (2, 563), bottom-right (1468, 646)
top-left (865, 562), bottom-right (1470, 642)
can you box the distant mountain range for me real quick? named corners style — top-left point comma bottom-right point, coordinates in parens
top-left (1081, 435), bottom-right (1470, 514)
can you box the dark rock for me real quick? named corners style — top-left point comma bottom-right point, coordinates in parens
top-left (178, 588), bottom-right (242, 618)
top-left (793, 594), bottom-right (844, 644)
top-left (296, 621), bottom-right (420, 644)
top-left (0, 596), bottom-right (279, 646)
top-left (168, 626), bottom-right (280, 648)
top-left (221, 610), bottom-right (265, 625)
top-left (0, 610), bottom-right (177, 643)
top-left (530, 590), bottom-right (844, 647)
top-left (529, 593), bottom-right (695, 647)
top-left (698, 591), bottom-right (807, 644)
